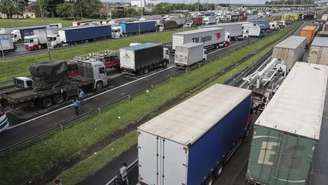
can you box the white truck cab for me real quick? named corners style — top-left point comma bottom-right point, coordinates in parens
top-left (47, 34), bottom-right (61, 48)
top-left (14, 77), bottom-right (33, 89)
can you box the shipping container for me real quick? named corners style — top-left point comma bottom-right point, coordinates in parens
top-left (0, 34), bottom-right (16, 52)
top-left (138, 84), bottom-right (252, 185)
top-left (174, 42), bottom-right (204, 67)
top-left (272, 36), bottom-right (307, 71)
top-left (201, 22), bottom-right (243, 40)
top-left (59, 25), bottom-right (111, 44)
top-left (299, 25), bottom-right (317, 45)
top-left (120, 21), bottom-right (156, 36)
top-left (247, 62), bottom-right (328, 185)
top-left (119, 43), bottom-right (168, 74)
top-left (172, 27), bottom-right (225, 50)
top-left (308, 37), bottom-right (328, 65)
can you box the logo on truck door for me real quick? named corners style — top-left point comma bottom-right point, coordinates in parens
top-left (216, 33), bottom-right (221, 40)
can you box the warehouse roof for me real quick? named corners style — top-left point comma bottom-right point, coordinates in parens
top-left (122, 43), bottom-right (160, 51)
top-left (138, 84), bottom-right (251, 145)
top-left (312, 37), bottom-right (328, 47)
top-left (174, 27), bottom-right (223, 35)
top-left (275, 36), bottom-right (307, 49)
top-left (256, 62), bottom-right (328, 140)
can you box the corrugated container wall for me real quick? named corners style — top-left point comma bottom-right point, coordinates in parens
top-left (138, 84), bottom-right (252, 185)
top-left (299, 25), bottom-right (317, 45)
top-left (308, 37), bottom-right (328, 65)
top-left (247, 62), bottom-right (328, 185)
top-left (272, 36), bottom-right (307, 70)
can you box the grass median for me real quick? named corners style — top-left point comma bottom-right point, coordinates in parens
top-left (0, 30), bottom-right (174, 82)
top-left (0, 24), bottom-right (298, 185)
top-left (0, 18), bottom-right (73, 28)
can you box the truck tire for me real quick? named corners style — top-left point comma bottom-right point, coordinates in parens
top-left (96, 82), bottom-right (103, 91)
top-left (41, 97), bottom-right (53, 108)
top-left (215, 165), bottom-right (223, 178)
top-left (53, 94), bottom-right (65, 104)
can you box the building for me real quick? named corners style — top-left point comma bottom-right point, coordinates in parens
top-left (131, 0), bottom-right (160, 7)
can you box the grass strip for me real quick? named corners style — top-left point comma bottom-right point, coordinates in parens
top-left (0, 18), bottom-right (74, 28)
top-left (0, 24), bottom-right (297, 185)
top-left (0, 31), bottom-right (174, 82)
top-left (47, 131), bottom-right (137, 185)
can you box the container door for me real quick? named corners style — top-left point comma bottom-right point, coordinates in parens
top-left (160, 139), bottom-right (188, 185)
top-left (138, 131), bottom-right (160, 185)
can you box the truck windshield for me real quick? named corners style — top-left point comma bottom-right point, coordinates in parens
top-left (24, 39), bottom-right (33, 43)
top-left (15, 79), bottom-right (25, 88)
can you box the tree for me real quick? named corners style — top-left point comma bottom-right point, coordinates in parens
top-left (56, 2), bottom-right (74, 18)
top-left (0, 0), bottom-right (28, 18)
top-left (36, 0), bottom-right (64, 17)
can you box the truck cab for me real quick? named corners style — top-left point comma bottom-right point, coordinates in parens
top-left (76, 59), bottom-right (109, 91)
top-left (14, 77), bottom-right (33, 89)
top-left (47, 34), bottom-right (61, 48)
top-left (24, 35), bottom-right (46, 51)
top-left (0, 111), bottom-right (9, 133)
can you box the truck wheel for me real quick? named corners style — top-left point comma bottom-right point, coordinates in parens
top-left (144, 68), bottom-right (149, 74)
top-left (41, 97), bottom-right (53, 108)
top-left (96, 82), bottom-right (103, 91)
top-left (215, 166), bottom-right (223, 178)
top-left (206, 176), bottom-right (214, 185)
top-left (53, 94), bottom-right (65, 104)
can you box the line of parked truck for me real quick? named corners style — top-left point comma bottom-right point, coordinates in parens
top-left (0, 19), bottom-right (285, 132)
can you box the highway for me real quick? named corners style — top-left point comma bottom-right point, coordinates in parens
top-left (0, 39), bottom-right (250, 153)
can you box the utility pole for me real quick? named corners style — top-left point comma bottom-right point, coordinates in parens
top-left (0, 40), bottom-right (4, 60)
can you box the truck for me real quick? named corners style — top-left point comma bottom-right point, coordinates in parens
top-left (0, 34), bottom-right (16, 52)
top-left (251, 20), bottom-right (270, 33)
top-left (119, 43), bottom-right (168, 74)
top-left (138, 84), bottom-right (252, 185)
top-left (299, 25), bottom-right (317, 46)
top-left (201, 22), bottom-right (244, 40)
top-left (203, 16), bottom-right (216, 25)
top-left (241, 22), bottom-right (262, 37)
top-left (272, 36), bottom-right (307, 71)
top-left (58, 25), bottom-right (112, 46)
top-left (246, 62), bottom-right (328, 185)
top-left (120, 21), bottom-right (156, 36)
top-left (0, 60), bottom-right (109, 109)
top-left (192, 16), bottom-right (203, 25)
top-left (308, 37), bottom-right (328, 65)
top-left (174, 42), bottom-right (206, 68)
top-left (24, 29), bottom-right (48, 51)
top-left (158, 20), bottom-right (180, 32)
top-left (11, 26), bottom-right (47, 42)
top-left (172, 27), bottom-right (226, 51)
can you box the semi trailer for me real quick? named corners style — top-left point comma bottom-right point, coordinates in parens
top-left (308, 37), bottom-right (328, 65)
top-left (201, 22), bottom-right (244, 40)
top-left (119, 43), bottom-right (169, 74)
top-left (138, 84), bottom-right (252, 185)
top-left (0, 34), bottom-right (16, 52)
top-left (0, 60), bottom-right (110, 109)
top-left (24, 29), bottom-right (48, 51)
top-left (246, 62), bottom-right (328, 185)
top-left (120, 21), bottom-right (157, 36)
top-left (174, 42), bottom-right (206, 68)
top-left (241, 22), bottom-right (262, 37)
top-left (172, 27), bottom-right (226, 51)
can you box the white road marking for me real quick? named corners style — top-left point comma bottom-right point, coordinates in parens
top-left (7, 66), bottom-right (174, 130)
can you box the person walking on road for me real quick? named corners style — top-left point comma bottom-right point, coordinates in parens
top-left (120, 163), bottom-right (129, 185)
top-left (72, 98), bottom-right (81, 116)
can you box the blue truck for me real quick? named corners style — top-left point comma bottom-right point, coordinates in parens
top-left (58, 25), bottom-right (111, 45)
top-left (138, 84), bottom-right (252, 185)
top-left (251, 20), bottom-right (270, 33)
top-left (120, 21), bottom-right (156, 36)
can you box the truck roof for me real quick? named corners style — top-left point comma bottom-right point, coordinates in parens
top-left (174, 27), bottom-right (223, 35)
top-left (255, 62), bottom-right (328, 140)
top-left (275, 36), bottom-right (306, 49)
top-left (120, 20), bottom-right (156, 24)
top-left (122, 43), bottom-right (161, 51)
top-left (312, 37), bottom-right (328, 47)
top-left (177, 42), bottom-right (204, 48)
top-left (62, 24), bottom-right (111, 31)
top-left (138, 84), bottom-right (251, 145)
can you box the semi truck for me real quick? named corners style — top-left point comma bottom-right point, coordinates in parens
top-left (120, 21), bottom-right (156, 36)
top-left (0, 34), bottom-right (16, 52)
top-left (57, 25), bottom-right (112, 46)
top-left (308, 37), bottom-right (328, 65)
top-left (172, 27), bottom-right (226, 51)
top-left (24, 29), bottom-right (48, 51)
top-left (174, 42), bottom-right (206, 68)
top-left (241, 22), bottom-right (262, 37)
top-left (246, 62), bottom-right (328, 185)
top-left (0, 60), bottom-right (110, 109)
top-left (138, 84), bottom-right (252, 185)
top-left (299, 25), bottom-right (318, 46)
top-left (272, 35), bottom-right (307, 71)
top-left (201, 22), bottom-right (245, 40)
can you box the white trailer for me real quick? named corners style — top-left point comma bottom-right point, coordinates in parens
top-left (272, 36), bottom-right (307, 71)
top-left (174, 43), bottom-right (206, 67)
top-left (0, 34), bottom-right (16, 52)
top-left (24, 29), bottom-right (48, 51)
top-left (172, 27), bottom-right (225, 51)
top-left (269, 21), bottom-right (279, 30)
top-left (201, 22), bottom-right (244, 40)
top-left (203, 16), bottom-right (216, 25)
top-left (308, 37), bottom-right (328, 65)
top-left (241, 22), bottom-right (262, 37)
